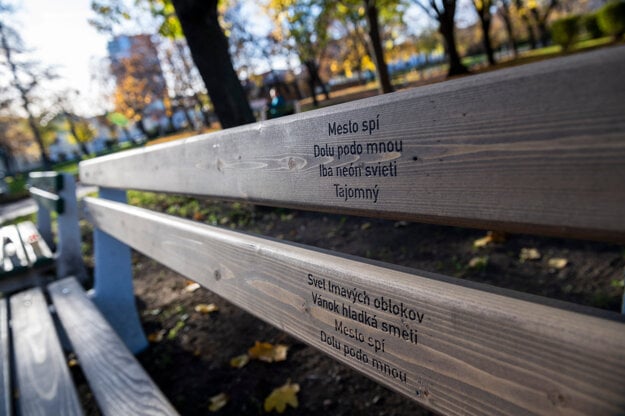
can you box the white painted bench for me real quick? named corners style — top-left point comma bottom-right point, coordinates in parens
top-left (4, 45), bottom-right (625, 415)
top-left (0, 173), bottom-right (176, 415)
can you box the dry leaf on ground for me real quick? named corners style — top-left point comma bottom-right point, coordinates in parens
top-left (208, 393), bottom-right (229, 412)
top-left (230, 354), bottom-right (250, 368)
top-left (195, 303), bottom-right (219, 314)
top-left (473, 231), bottom-right (507, 248)
top-left (468, 256), bottom-right (488, 269)
top-left (147, 330), bottom-right (166, 343)
top-left (184, 282), bottom-right (201, 293)
top-left (249, 341), bottom-right (289, 363)
top-left (519, 248), bottom-right (541, 262)
top-left (548, 258), bottom-right (568, 269)
top-left (264, 380), bottom-right (300, 413)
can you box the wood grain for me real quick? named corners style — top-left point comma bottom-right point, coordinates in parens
top-left (0, 298), bottom-right (11, 416)
top-left (1, 225), bottom-right (31, 275)
top-left (17, 221), bottom-right (54, 267)
top-left (80, 46), bottom-right (625, 242)
top-left (84, 197), bottom-right (625, 416)
top-left (28, 171), bottom-right (63, 193)
top-left (29, 187), bottom-right (64, 214)
top-left (10, 287), bottom-right (83, 416)
top-left (48, 277), bottom-right (178, 416)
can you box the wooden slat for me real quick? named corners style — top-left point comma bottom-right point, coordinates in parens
top-left (10, 287), bottom-right (83, 415)
top-left (28, 171), bottom-right (63, 193)
top-left (29, 187), bottom-right (65, 214)
top-left (80, 46), bottom-right (625, 242)
top-left (1, 225), bottom-right (31, 275)
top-left (17, 221), bottom-right (54, 267)
top-left (0, 298), bottom-right (11, 416)
top-left (48, 277), bottom-right (178, 416)
top-left (84, 197), bottom-right (625, 416)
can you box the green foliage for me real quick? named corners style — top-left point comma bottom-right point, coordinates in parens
top-left (583, 13), bottom-right (603, 39)
top-left (598, 0), bottom-right (625, 39)
top-left (551, 15), bottom-right (580, 51)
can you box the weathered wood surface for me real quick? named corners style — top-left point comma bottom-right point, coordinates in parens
top-left (0, 298), bottom-right (10, 416)
top-left (17, 221), bottom-right (54, 267)
top-left (1, 225), bottom-right (30, 275)
top-left (29, 171), bottom-right (63, 193)
top-left (29, 187), bottom-right (64, 214)
top-left (80, 46), bottom-right (625, 242)
top-left (10, 287), bottom-right (83, 416)
top-left (84, 197), bottom-right (625, 416)
top-left (49, 277), bottom-right (178, 416)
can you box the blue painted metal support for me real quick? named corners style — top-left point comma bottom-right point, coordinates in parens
top-left (56, 174), bottom-right (87, 281)
top-left (90, 187), bottom-right (148, 354)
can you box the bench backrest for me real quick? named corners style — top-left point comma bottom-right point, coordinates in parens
top-left (79, 46), bottom-right (625, 416)
top-left (28, 172), bottom-right (86, 281)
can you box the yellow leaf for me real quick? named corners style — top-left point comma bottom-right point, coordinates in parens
top-left (519, 248), bottom-right (541, 262)
top-left (248, 341), bottom-right (289, 363)
top-left (147, 330), bottom-right (166, 343)
top-left (360, 222), bottom-right (371, 231)
top-left (208, 393), bottom-right (229, 412)
top-left (184, 282), bottom-right (201, 293)
top-left (473, 231), bottom-right (506, 248)
top-left (264, 380), bottom-right (300, 413)
top-left (68, 358), bottom-right (79, 368)
top-left (230, 354), bottom-right (250, 368)
top-left (548, 258), bottom-right (568, 269)
top-left (195, 303), bottom-right (219, 314)
top-left (468, 256), bottom-right (488, 269)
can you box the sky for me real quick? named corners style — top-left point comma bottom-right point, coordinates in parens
top-left (14, 0), bottom-right (110, 116)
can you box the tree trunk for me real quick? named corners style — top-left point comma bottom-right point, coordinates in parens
top-left (522, 14), bottom-right (538, 49)
top-left (439, 16), bottom-right (469, 77)
top-left (480, 15), bottom-right (496, 66)
top-left (65, 112), bottom-right (90, 156)
top-left (304, 60), bottom-right (329, 104)
top-left (364, 0), bottom-right (393, 94)
top-left (171, 0), bottom-right (254, 128)
top-left (0, 22), bottom-right (52, 168)
top-left (499, 2), bottom-right (518, 57)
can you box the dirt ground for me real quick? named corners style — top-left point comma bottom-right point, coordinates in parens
top-left (122, 203), bottom-right (624, 415)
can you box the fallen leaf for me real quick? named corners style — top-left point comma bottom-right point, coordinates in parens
top-left (195, 303), bottom-right (219, 314)
top-left (68, 358), bottom-right (79, 367)
top-left (167, 321), bottom-right (185, 340)
top-left (147, 330), bottom-right (166, 343)
top-left (208, 393), bottom-right (229, 412)
top-left (519, 248), bottom-right (541, 263)
top-left (468, 256), bottom-right (488, 269)
top-left (248, 341), bottom-right (289, 363)
top-left (473, 231), bottom-right (506, 248)
top-left (184, 282), bottom-right (201, 293)
top-left (230, 354), bottom-right (250, 368)
top-left (264, 380), bottom-right (300, 413)
top-left (360, 222), bottom-right (371, 230)
top-left (548, 258), bottom-right (568, 269)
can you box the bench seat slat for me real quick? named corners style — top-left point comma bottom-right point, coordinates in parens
top-left (0, 298), bottom-right (11, 416)
top-left (84, 196), bottom-right (625, 416)
top-left (48, 277), bottom-right (178, 416)
top-left (16, 221), bottom-right (54, 267)
top-left (1, 225), bottom-right (31, 276)
top-left (10, 287), bottom-right (83, 416)
top-left (80, 46), bottom-right (625, 242)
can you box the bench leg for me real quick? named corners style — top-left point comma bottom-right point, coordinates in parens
top-left (91, 188), bottom-right (148, 354)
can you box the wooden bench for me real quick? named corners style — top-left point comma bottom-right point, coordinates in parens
top-left (0, 172), bottom-right (177, 415)
top-left (5, 45), bottom-right (625, 415)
